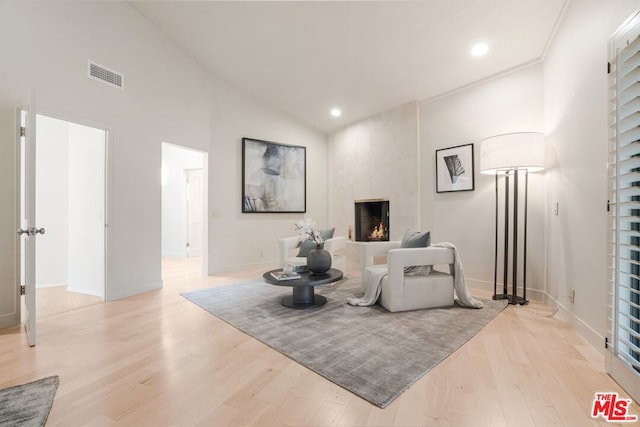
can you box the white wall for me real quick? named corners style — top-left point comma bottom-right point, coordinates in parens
top-left (543, 0), bottom-right (639, 349)
top-left (207, 78), bottom-right (328, 274)
top-left (0, 1), bottom-right (328, 315)
top-left (329, 102), bottom-right (420, 241)
top-left (327, 72), bottom-right (544, 291)
top-left (35, 115), bottom-right (69, 287)
top-left (0, 1), bottom-right (210, 301)
top-left (420, 63), bottom-right (545, 294)
top-left (0, 107), bottom-right (19, 329)
top-left (67, 122), bottom-right (105, 297)
top-left (162, 143), bottom-right (204, 259)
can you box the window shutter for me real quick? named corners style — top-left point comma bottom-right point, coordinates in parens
top-left (608, 11), bottom-right (640, 402)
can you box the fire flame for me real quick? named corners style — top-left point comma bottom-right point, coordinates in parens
top-left (370, 223), bottom-right (386, 240)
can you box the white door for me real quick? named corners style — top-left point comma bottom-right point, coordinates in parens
top-left (186, 169), bottom-right (203, 258)
top-left (19, 98), bottom-right (41, 346)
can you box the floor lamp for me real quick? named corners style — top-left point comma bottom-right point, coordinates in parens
top-left (479, 132), bottom-right (545, 305)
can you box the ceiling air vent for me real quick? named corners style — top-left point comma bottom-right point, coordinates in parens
top-left (88, 61), bottom-right (123, 89)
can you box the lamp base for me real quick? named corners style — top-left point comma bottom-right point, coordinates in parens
top-left (507, 295), bottom-right (529, 305)
top-left (492, 293), bottom-right (509, 301)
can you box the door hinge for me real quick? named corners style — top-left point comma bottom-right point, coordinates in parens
top-left (607, 61), bottom-right (611, 75)
top-left (20, 285), bottom-right (25, 296)
top-left (20, 126), bottom-right (26, 137)
top-left (605, 337), bottom-right (609, 349)
top-left (607, 200), bottom-right (611, 212)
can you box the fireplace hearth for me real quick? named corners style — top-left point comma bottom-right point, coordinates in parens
top-left (354, 199), bottom-right (389, 241)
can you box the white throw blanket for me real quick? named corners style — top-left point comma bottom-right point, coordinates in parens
top-left (347, 265), bottom-right (387, 306)
top-left (347, 242), bottom-right (483, 308)
top-left (434, 242), bottom-right (483, 308)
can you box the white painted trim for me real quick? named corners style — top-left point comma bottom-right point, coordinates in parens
top-left (12, 106), bottom-right (21, 328)
top-left (421, 59), bottom-right (542, 105)
top-left (201, 154), bottom-right (209, 277)
top-left (66, 286), bottom-right (103, 297)
top-left (104, 127), bottom-right (113, 302)
top-left (415, 100), bottom-right (421, 231)
top-left (106, 280), bottom-right (162, 301)
top-left (0, 312), bottom-right (20, 330)
top-left (541, 0), bottom-right (571, 60)
top-left (469, 276), bottom-right (604, 354)
top-left (467, 277), bottom-right (546, 302)
top-left (548, 294), bottom-right (604, 354)
top-left (36, 282), bottom-right (66, 289)
top-left (608, 352), bottom-right (640, 403)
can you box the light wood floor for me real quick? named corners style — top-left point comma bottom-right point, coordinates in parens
top-left (0, 258), bottom-right (638, 426)
top-left (36, 285), bottom-right (103, 319)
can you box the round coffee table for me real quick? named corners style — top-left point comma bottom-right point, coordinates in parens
top-left (263, 268), bottom-right (343, 309)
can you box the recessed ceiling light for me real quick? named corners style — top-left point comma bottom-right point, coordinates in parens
top-left (330, 108), bottom-right (342, 117)
top-left (471, 42), bottom-right (489, 57)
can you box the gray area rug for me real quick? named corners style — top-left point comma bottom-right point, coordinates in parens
top-left (182, 278), bottom-right (507, 408)
top-left (0, 376), bottom-right (59, 427)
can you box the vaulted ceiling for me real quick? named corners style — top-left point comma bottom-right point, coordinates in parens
top-left (131, 1), bottom-right (566, 133)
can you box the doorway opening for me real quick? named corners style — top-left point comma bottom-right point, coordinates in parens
top-left (161, 143), bottom-right (207, 279)
top-left (21, 113), bottom-right (107, 320)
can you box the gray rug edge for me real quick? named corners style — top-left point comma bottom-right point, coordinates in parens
top-left (181, 281), bottom-right (350, 381)
top-left (0, 375), bottom-right (60, 427)
top-left (375, 299), bottom-right (507, 408)
top-left (181, 281), bottom-right (507, 408)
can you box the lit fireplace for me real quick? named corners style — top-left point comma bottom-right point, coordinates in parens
top-left (354, 199), bottom-right (390, 242)
top-left (370, 222), bottom-right (386, 240)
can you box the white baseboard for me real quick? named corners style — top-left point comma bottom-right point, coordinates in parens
top-left (548, 295), bottom-right (604, 354)
top-left (66, 287), bottom-right (103, 298)
top-left (106, 279), bottom-right (163, 301)
top-left (467, 277), bottom-right (605, 354)
top-left (36, 282), bottom-right (66, 289)
top-left (0, 311), bottom-right (20, 329)
top-left (466, 277), bottom-right (546, 302)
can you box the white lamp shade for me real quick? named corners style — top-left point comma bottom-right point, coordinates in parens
top-left (480, 132), bottom-right (545, 175)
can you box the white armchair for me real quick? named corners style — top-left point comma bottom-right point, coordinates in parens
top-left (278, 236), bottom-right (348, 272)
top-left (361, 241), bottom-right (455, 312)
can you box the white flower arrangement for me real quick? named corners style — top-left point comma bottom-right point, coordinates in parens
top-left (294, 218), bottom-right (324, 246)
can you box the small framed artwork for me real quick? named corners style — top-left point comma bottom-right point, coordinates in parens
top-left (242, 137), bottom-right (306, 213)
top-left (435, 143), bottom-right (475, 193)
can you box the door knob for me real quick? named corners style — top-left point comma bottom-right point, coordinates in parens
top-left (17, 228), bottom-right (28, 235)
top-left (33, 227), bottom-right (45, 235)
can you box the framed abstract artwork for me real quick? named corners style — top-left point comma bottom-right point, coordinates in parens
top-left (242, 137), bottom-right (306, 213)
top-left (435, 143), bottom-right (475, 193)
